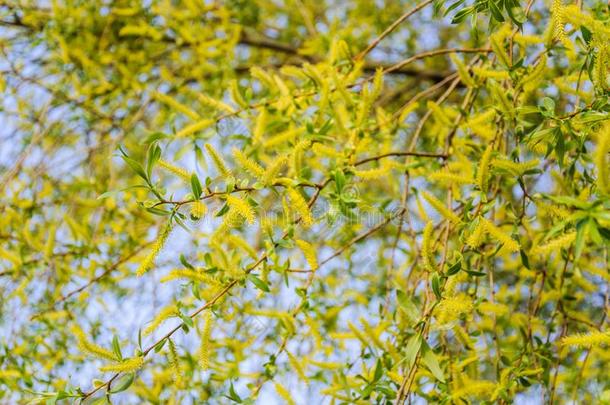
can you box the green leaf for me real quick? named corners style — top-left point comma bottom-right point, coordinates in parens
top-left (180, 254), bottom-right (195, 269)
top-left (109, 373), bottom-right (135, 394)
top-left (403, 334), bottom-right (422, 369)
top-left (444, 0), bottom-right (466, 16)
top-left (120, 155), bottom-right (148, 181)
top-left (446, 260), bottom-right (461, 276)
top-left (333, 169), bottom-right (346, 193)
top-left (421, 341), bottom-right (445, 382)
top-left (97, 185), bottom-right (148, 200)
top-left (144, 132), bottom-right (170, 143)
top-left (581, 26), bottom-right (592, 44)
top-left (154, 339), bottom-right (167, 353)
top-left (488, 0), bottom-right (505, 22)
top-left (146, 207), bottom-right (171, 216)
top-left (97, 190), bottom-right (120, 200)
top-left (451, 6), bottom-right (473, 23)
top-left (112, 335), bottom-right (122, 361)
top-left (373, 358), bottom-right (383, 382)
top-left (597, 226), bottom-right (610, 241)
top-left (191, 173), bottom-right (203, 199)
top-left (224, 382), bottom-right (242, 403)
top-left (540, 97), bottom-right (555, 115)
top-left (396, 290), bottom-right (419, 322)
top-left (506, 4), bottom-right (526, 25)
top-left (179, 312), bottom-right (194, 328)
top-left (146, 143), bottom-right (161, 179)
top-left (574, 219), bottom-right (589, 260)
top-left (215, 203), bottom-right (230, 217)
top-left (248, 274), bottom-right (270, 292)
top-left (520, 249), bottom-right (530, 269)
top-left (431, 273), bottom-right (442, 299)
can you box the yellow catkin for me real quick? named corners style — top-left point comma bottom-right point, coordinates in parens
top-left (0, 370), bottom-right (20, 379)
top-left (355, 84), bottom-right (372, 127)
top-left (536, 201), bottom-right (570, 219)
top-left (160, 269), bottom-right (222, 286)
top-left (371, 67), bottom-right (384, 100)
top-left (226, 195), bottom-right (255, 224)
top-left (312, 143), bottom-right (343, 158)
top-left (490, 25), bottom-right (511, 67)
top-left (144, 305), bottom-right (178, 335)
top-left (427, 100), bottom-right (453, 126)
top-left (253, 109), bottom-right (268, 142)
top-left (491, 158), bottom-right (539, 175)
top-left (354, 165), bottom-right (390, 179)
top-left (481, 218), bottom-right (519, 253)
top-left (360, 318), bottom-right (385, 350)
top-left (72, 327), bottom-right (118, 362)
top-left (232, 148), bottom-right (265, 179)
top-left (471, 67), bottom-right (509, 80)
top-left (292, 139), bottom-right (312, 172)
top-left (262, 155), bottom-right (288, 185)
top-left (478, 301), bottom-right (509, 316)
top-left (0, 247), bottom-right (21, 266)
top-left (264, 127), bottom-right (303, 148)
top-left (347, 321), bottom-right (370, 347)
top-left (428, 171), bottom-right (473, 185)
top-left (514, 33), bottom-right (544, 46)
top-left (274, 382), bottom-right (296, 405)
top-left (522, 55), bottom-right (547, 93)
top-left (422, 221), bottom-right (437, 272)
top-left (99, 356), bottom-right (144, 373)
top-left (199, 311), bottom-right (213, 371)
top-left (288, 188), bottom-right (313, 227)
top-left (286, 350), bottom-right (308, 383)
top-left (44, 225), bottom-right (57, 259)
top-left (296, 239), bottom-right (318, 270)
top-left (451, 380), bottom-right (497, 400)
top-left (227, 234), bottom-right (257, 259)
top-left (175, 119), bottom-right (214, 138)
top-left (136, 224), bottom-right (172, 276)
top-left (435, 294), bottom-right (473, 324)
top-left (451, 54), bottom-right (476, 87)
top-left (157, 159), bottom-right (191, 180)
top-left (593, 43), bottom-right (609, 91)
top-left (167, 338), bottom-right (182, 383)
top-left (421, 191), bottom-right (461, 224)
top-left (561, 331), bottom-right (610, 347)
top-left (230, 79), bottom-right (248, 108)
top-left (416, 195), bottom-right (429, 222)
top-left (531, 232), bottom-right (576, 255)
top-left (595, 122), bottom-right (610, 194)
top-left (250, 66), bottom-right (275, 88)
top-left (466, 218), bottom-right (486, 249)
top-left (190, 200), bottom-right (207, 220)
top-left (582, 263), bottom-right (610, 282)
top-left (398, 101), bottom-right (420, 122)
top-left (204, 143), bottom-right (232, 178)
top-left (274, 74), bottom-right (291, 100)
top-left (119, 24), bottom-right (162, 40)
top-left (153, 92), bottom-right (200, 121)
top-left (477, 145), bottom-right (493, 193)
top-left (197, 93), bottom-right (235, 114)
top-left (219, 209), bottom-right (245, 231)
top-left (550, 0), bottom-right (566, 42)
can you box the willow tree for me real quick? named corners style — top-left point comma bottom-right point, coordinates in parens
top-left (1, 0), bottom-right (609, 403)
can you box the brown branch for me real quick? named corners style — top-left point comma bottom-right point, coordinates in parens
top-left (31, 244), bottom-right (151, 320)
top-left (354, 0), bottom-right (435, 61)
top-left (354, 151), bottom-right (447, 166)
